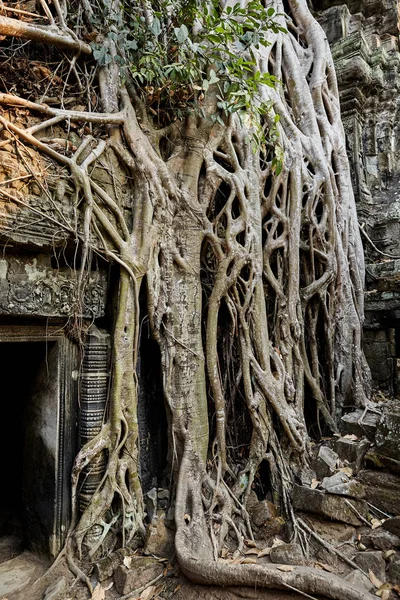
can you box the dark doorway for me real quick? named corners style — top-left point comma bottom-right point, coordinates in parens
top-left (0, 341), bottom-right (56, 552)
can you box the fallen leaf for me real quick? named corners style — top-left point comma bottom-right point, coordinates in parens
top-left (104, 581), bottom-right (114, 591)
top-left (140, 585), bottom-right (157, 600)
top-left (369, 569), bottom-right (383, 589)
top-left (244, 539), bottom-right (257, 547)
top-left (371, 518), bottom-right (384, 530)
top-left (257, 547), bottom-right (271, 557)
top-left (241, 557), bottom-right (257, 564)
top-left (245, 548), bottom-right (260, 555)
top-left (383, 550), bottom-right (396, 559)
top-left (173, 584), bottom-right (181, 594)
top-left (375, 583), bottom-right (394, 598)
top-left (276, 565), bottom-right (294, 572)
top-left (338, 467), bottom-right (353, 477)
top-left (343, 434), bottom-right (358, 440)
top-left (358, 543), bottom-right (367, 551)
top-left (311, 478), bottom-right (320, 490)
top-left (123, 555), bottom-right (132, 568)
top-left (91, 584), bottom-right (105, 600)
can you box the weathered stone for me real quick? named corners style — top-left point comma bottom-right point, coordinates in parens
top-left (375, 406), bottom-right (400, 462)
top-left (387, 559), bottom-right (400, 585)
top-left (334, 437), bottom-right (370, 469)
top-left (269, 543), bottom-right (306, 566)
top-left (93, 548), bottom-right (131, 582)
top-left (313, 446), bottom-right (339, 479)
top-left (43, 577), bottom-right (67, 600)
top-left (321, 472), bottom-right (365, 498)
top-left (358, 470), bottom-right (400, 515)
top-left (341, 410), bottom-right (380, 440)
top-left (292, 485), bottom-right (368, 525)
top-left (354, 551), bottom-right (386, 581)
top-left (360, 529), bottom-right (400, 551)
top-left (364, 448), bottom-right (400, 474)
top-left (344, 569), bottom-right (374, 593)
top-left (383, 517), bottom-right (400, 538)
top-left (114, 557), bottom-right (163, 595)
top-left (247, 492), bottom-right (277, 527)
top-left (0, 553), bottom-right (42, 597)
top-left (0, 535), bottom-right (22, 565)
top-left (144, 516), bottom-right (174, 558)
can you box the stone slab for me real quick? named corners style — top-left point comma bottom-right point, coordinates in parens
top-left (292, 485), bottom-right (368, 525)
top-left (0, 553), bottom-right (40, 597)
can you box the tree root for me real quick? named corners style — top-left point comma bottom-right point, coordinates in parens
top-left (176, 546), bottom-right (375, 600)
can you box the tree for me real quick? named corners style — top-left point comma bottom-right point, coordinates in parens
top-left (0, 0), bottom-right (370, 598)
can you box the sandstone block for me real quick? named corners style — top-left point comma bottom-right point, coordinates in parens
top-left (114, 557), bottom-right (163, 595)
top-left (292, 485), bottom-right (368, 525)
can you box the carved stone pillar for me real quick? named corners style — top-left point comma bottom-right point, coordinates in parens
top-left (79, 326), bottom-right (110, 513)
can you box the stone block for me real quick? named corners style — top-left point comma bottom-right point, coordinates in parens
top-left (341, 410), bottom-right (379, 440)
top-left (144, 516), bottom-right (174, 558)
top-left (383, 517), bottom-right (400, 538)
top-left (364, 448), bottom-right (400, 474)
top-left (354, 551), bottom-right (386, 581)
top-left (269, 543), bottom-right (306, 565)
top-left (387, 559), bottom-right (400, 585)
top-left (358, 470), bottom-right (400, 514)
top-left (321, 472), bottom-right (365, 498)
top-left (43, 578), bottom-right (67, 600)
top-left (334, 437), bottom-right (370, 468)
top-left (292, 485), bottom-right (368, 525)
top-left (344, 569), bottom-right (374, 593)
top-left (375, 407), bottom-right (400, 462)
top-left (114, 557), bottom-right (163, 596)
top-left (360, 529), bottom-right (400, 551)
top-left (313, 446), bottom-right (339, 479)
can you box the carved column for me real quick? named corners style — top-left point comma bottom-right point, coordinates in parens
top-left (79, 325), bottom-right (110, 513)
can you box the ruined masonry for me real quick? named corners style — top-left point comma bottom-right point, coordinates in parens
top-left (314, 0), bottom-right (400, 394)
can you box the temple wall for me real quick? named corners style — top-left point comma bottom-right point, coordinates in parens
top-left (313, 0), bottom-right (400, 393)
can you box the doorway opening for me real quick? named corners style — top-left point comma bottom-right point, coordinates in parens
top-left (0, 341), bottom-right (54, 552)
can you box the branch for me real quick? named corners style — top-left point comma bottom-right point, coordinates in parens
top-left (0, 93), bottom-right (125, 125)
top-left (0, 14), bottom-right (91, 54)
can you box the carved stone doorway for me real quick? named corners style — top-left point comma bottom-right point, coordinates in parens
top-left (0, 323), bottom-right (78, 558)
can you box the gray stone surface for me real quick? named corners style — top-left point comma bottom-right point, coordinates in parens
top-left (341, 410), bottom-right (380, 440)
top-left (358, 470), bottom-right (400, 515)
top-left (269, 543), bottom-right (306, 566)
top-left (313, 446), bottom-right (339, 479)
top-left (321, 472), bottom-right (365, 498)
top-left (334, 437), bottom-right (370, 468)
top-left (383, 517), bottom-right (400, 538)
top-left (344, 569), bottom-right (374, 593)
top-left (0, 552), bottom-right (44, 597)
top-left (375, 405), bottom-right (400, 462)
top-left (387, 559), bottom-right (400, 585)
top-left (354, 551), bottom-right (386, 581)
top-left (292, 484), bottom-right (368, 525)
top-left (43, 577), bottom-right (67, 600)
top-left (360, 529), bottom-right (400, 551)
top-left (114, 557), bottom-right (163, 595)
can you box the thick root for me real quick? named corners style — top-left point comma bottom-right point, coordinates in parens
top-left (176, 545), bottom-right (375, 600)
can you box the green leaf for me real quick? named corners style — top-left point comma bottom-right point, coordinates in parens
top-left (175, 24), bottom-right (189, 44)
top-left (150, 17), bottom-right (161, 37)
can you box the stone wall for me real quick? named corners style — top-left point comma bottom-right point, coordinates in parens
top-left (312, 0), bottom-right (400, 392)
